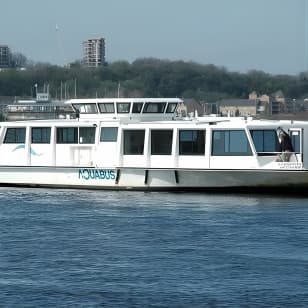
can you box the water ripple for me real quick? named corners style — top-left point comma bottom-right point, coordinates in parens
top-left (0, 188), bottom-right (308, 307)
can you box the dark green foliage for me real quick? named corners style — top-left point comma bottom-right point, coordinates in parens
top-left (0, 59), bottom-right (307, 101)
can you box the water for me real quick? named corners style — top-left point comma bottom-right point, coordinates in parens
top-left (0, 188), bottom-right (308, 307)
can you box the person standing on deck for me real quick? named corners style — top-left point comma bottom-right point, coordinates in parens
top-left (277, 129), bottom-right (293, 162)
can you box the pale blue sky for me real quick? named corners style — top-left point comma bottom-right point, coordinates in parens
top-left (1, 0), bottom-right (307, 74)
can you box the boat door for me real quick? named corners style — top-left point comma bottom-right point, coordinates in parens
top-left (289, 128), bottom-right (302, 162)
top-left (95, 126), bottom-right (119, 167)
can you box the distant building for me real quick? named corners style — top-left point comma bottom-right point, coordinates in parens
top-left (210, 91), bottom-right (295, 118)
top-left (271, 90), bottom-right (285, 104)
top-left (180, 99), bottom-right (225, 117)
top-left (82, 38), bottom-right (105, 67)
top-left (248, 91), bottom-right (286, 116)
top-left (185, 98), bottom-right (204, 114)
top-left (0, 45), bottom-right (10, 68)
top-left (218, 99), bottom-right (257, 116)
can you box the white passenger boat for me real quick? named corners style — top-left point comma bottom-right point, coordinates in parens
top-left (0, 97), bottom-right (307, 193)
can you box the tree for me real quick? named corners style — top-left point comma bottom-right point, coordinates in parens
top-left (0, 57), bottom-right (307, 101)
top-left (10, 52), bottom-right (28, 68)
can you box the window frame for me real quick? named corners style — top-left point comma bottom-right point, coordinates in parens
top-left (166, 103), bottom-right (178, 113)
top-left (56, 127), bottom-right (96, 144)
top-left (31, 127), bottom-right (51, 144)
top-left (4, 127), bottom-right (26, 144)
top-left (151, 129), bottom-right (173, 155)
top-left (100, 127), bottom-right (118, 142)
top-left (98, 103), bottom-right (115, 113)
top-left (132, 102), bottom-right (143, 113)
top-left (56, 127), bottom-right (78, 144)
top-left (143, 102), bottom-right (166, 113)
top-left (116, 102), bottom-right (131, 114)
top-left (179, 129), bottom-right (205, 155)
top-left (212, 129), bottom-right (252, 156)
top-left (250, 129), bottom-right (280, 155)
top-left (72, 103), bottom-right (98, 114)
top-left (79, 127), bottom-right (96, 144)
top-left (123, 129), bottom-right (145, 155)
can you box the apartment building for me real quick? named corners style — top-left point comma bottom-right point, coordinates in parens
top-left (0, 45), bottom-right (10, 68)
top-left (82, 38), bottom-right (105, 67)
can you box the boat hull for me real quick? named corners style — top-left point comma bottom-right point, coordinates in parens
top-left (0, 166), bottom-right (308, 193)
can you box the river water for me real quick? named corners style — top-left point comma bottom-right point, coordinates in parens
top-left (0, 187), bottom-right (307, 307)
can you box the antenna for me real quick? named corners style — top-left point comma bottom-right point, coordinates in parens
top-left (117, 82), bottom-right (121, 98)
top-left (74, 78), bottom-right (77, 98)
top-left (55, 23), bottom-right (65, 66)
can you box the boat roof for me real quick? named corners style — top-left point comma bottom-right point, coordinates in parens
top-left (66, 97), bottom-right (183, 104)
top-left (65, 97), bottom-right (183, 121)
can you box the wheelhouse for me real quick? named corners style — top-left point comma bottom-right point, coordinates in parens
top-left (67, 98), bottom-right (182, 121)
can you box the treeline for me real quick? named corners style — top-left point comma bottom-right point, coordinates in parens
top-left (0, 58), bottom-right (308, 101)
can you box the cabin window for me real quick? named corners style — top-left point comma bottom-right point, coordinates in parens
top-left (212, 130), bottom-right (252, 156)
top-left (4, 127), bottom-right (26, 143)
top-left (79, 127), bottom-right (96, 144)
top-left (117, 102), bottom-right (131, 113)
top-left (98, 103), bottom-right (115, 113)
top-left (123, 130), bottom-right (145, 155)
top-left (179, 130), bottom-right (205, 155)
top-left (132, 103), bottom-right (143, 113)
top-left (72, 104), bottom-right (98, 114)
top-left (250, 130), bottom-right (279, 154)
top-left (31, 127), bottom-right (51, 144)
top-left (166, 103), bottom-right (177, 113)
top-left (143, 102), bottom-right (166, 113)
top-left (100, 127), bottom-right (118, 142)
top-left (291, 131), bottom-right (301, 153)
top-left (57, 127), bottom-right (78, 144)
top-left (56, 127), bottom-right (95, 144)
top-left (151, 130), bottom-right (173, 155)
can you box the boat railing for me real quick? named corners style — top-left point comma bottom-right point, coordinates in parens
top-left (256, 151), bottom-right (301, 163)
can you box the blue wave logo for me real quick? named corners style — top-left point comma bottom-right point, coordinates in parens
top-left (12, 144), bottom-right (43, 156)
top-left (12, 144), bottom-right (25, 152)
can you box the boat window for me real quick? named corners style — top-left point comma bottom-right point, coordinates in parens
top-left (100, 127), bottom-right (118, 142)
top-left (72, 104), bottom-right (98, 114)
top-left (179, 130), bottom-right (205, 155)
top-left (290, 131), bottom-right (301, 153)
top-left (132, 103), bottom-right (143, 113)
top-left (151, 130), bottom-right (173, 155)
top-left (250, 130), bottom-right (279, 154)
top-left (79, 127), bottom-right (96, 144)
top-left (143, 102), bottom-right (166, 113)
top-left (56, 127), bottom-right (96, 144)
top-left (123, 130), bottom-right (145, 155)
top-left (4, 127), bottom-right (26, 143)
top-left (212, 130), bottom-right (252, 156)
top-left (57, 127), bottom-right (78, 144)
top-left (31, 127), bottom-right (51, 144)
top-left (117, 102), bottom-right (131, 113)
top-left (98, 103), bottom-right (115, 113)
top-left (166, 103), bottom-right (178, 113)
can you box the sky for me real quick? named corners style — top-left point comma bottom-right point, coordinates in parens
top-left (1, 0), bottom-right (307, 75)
